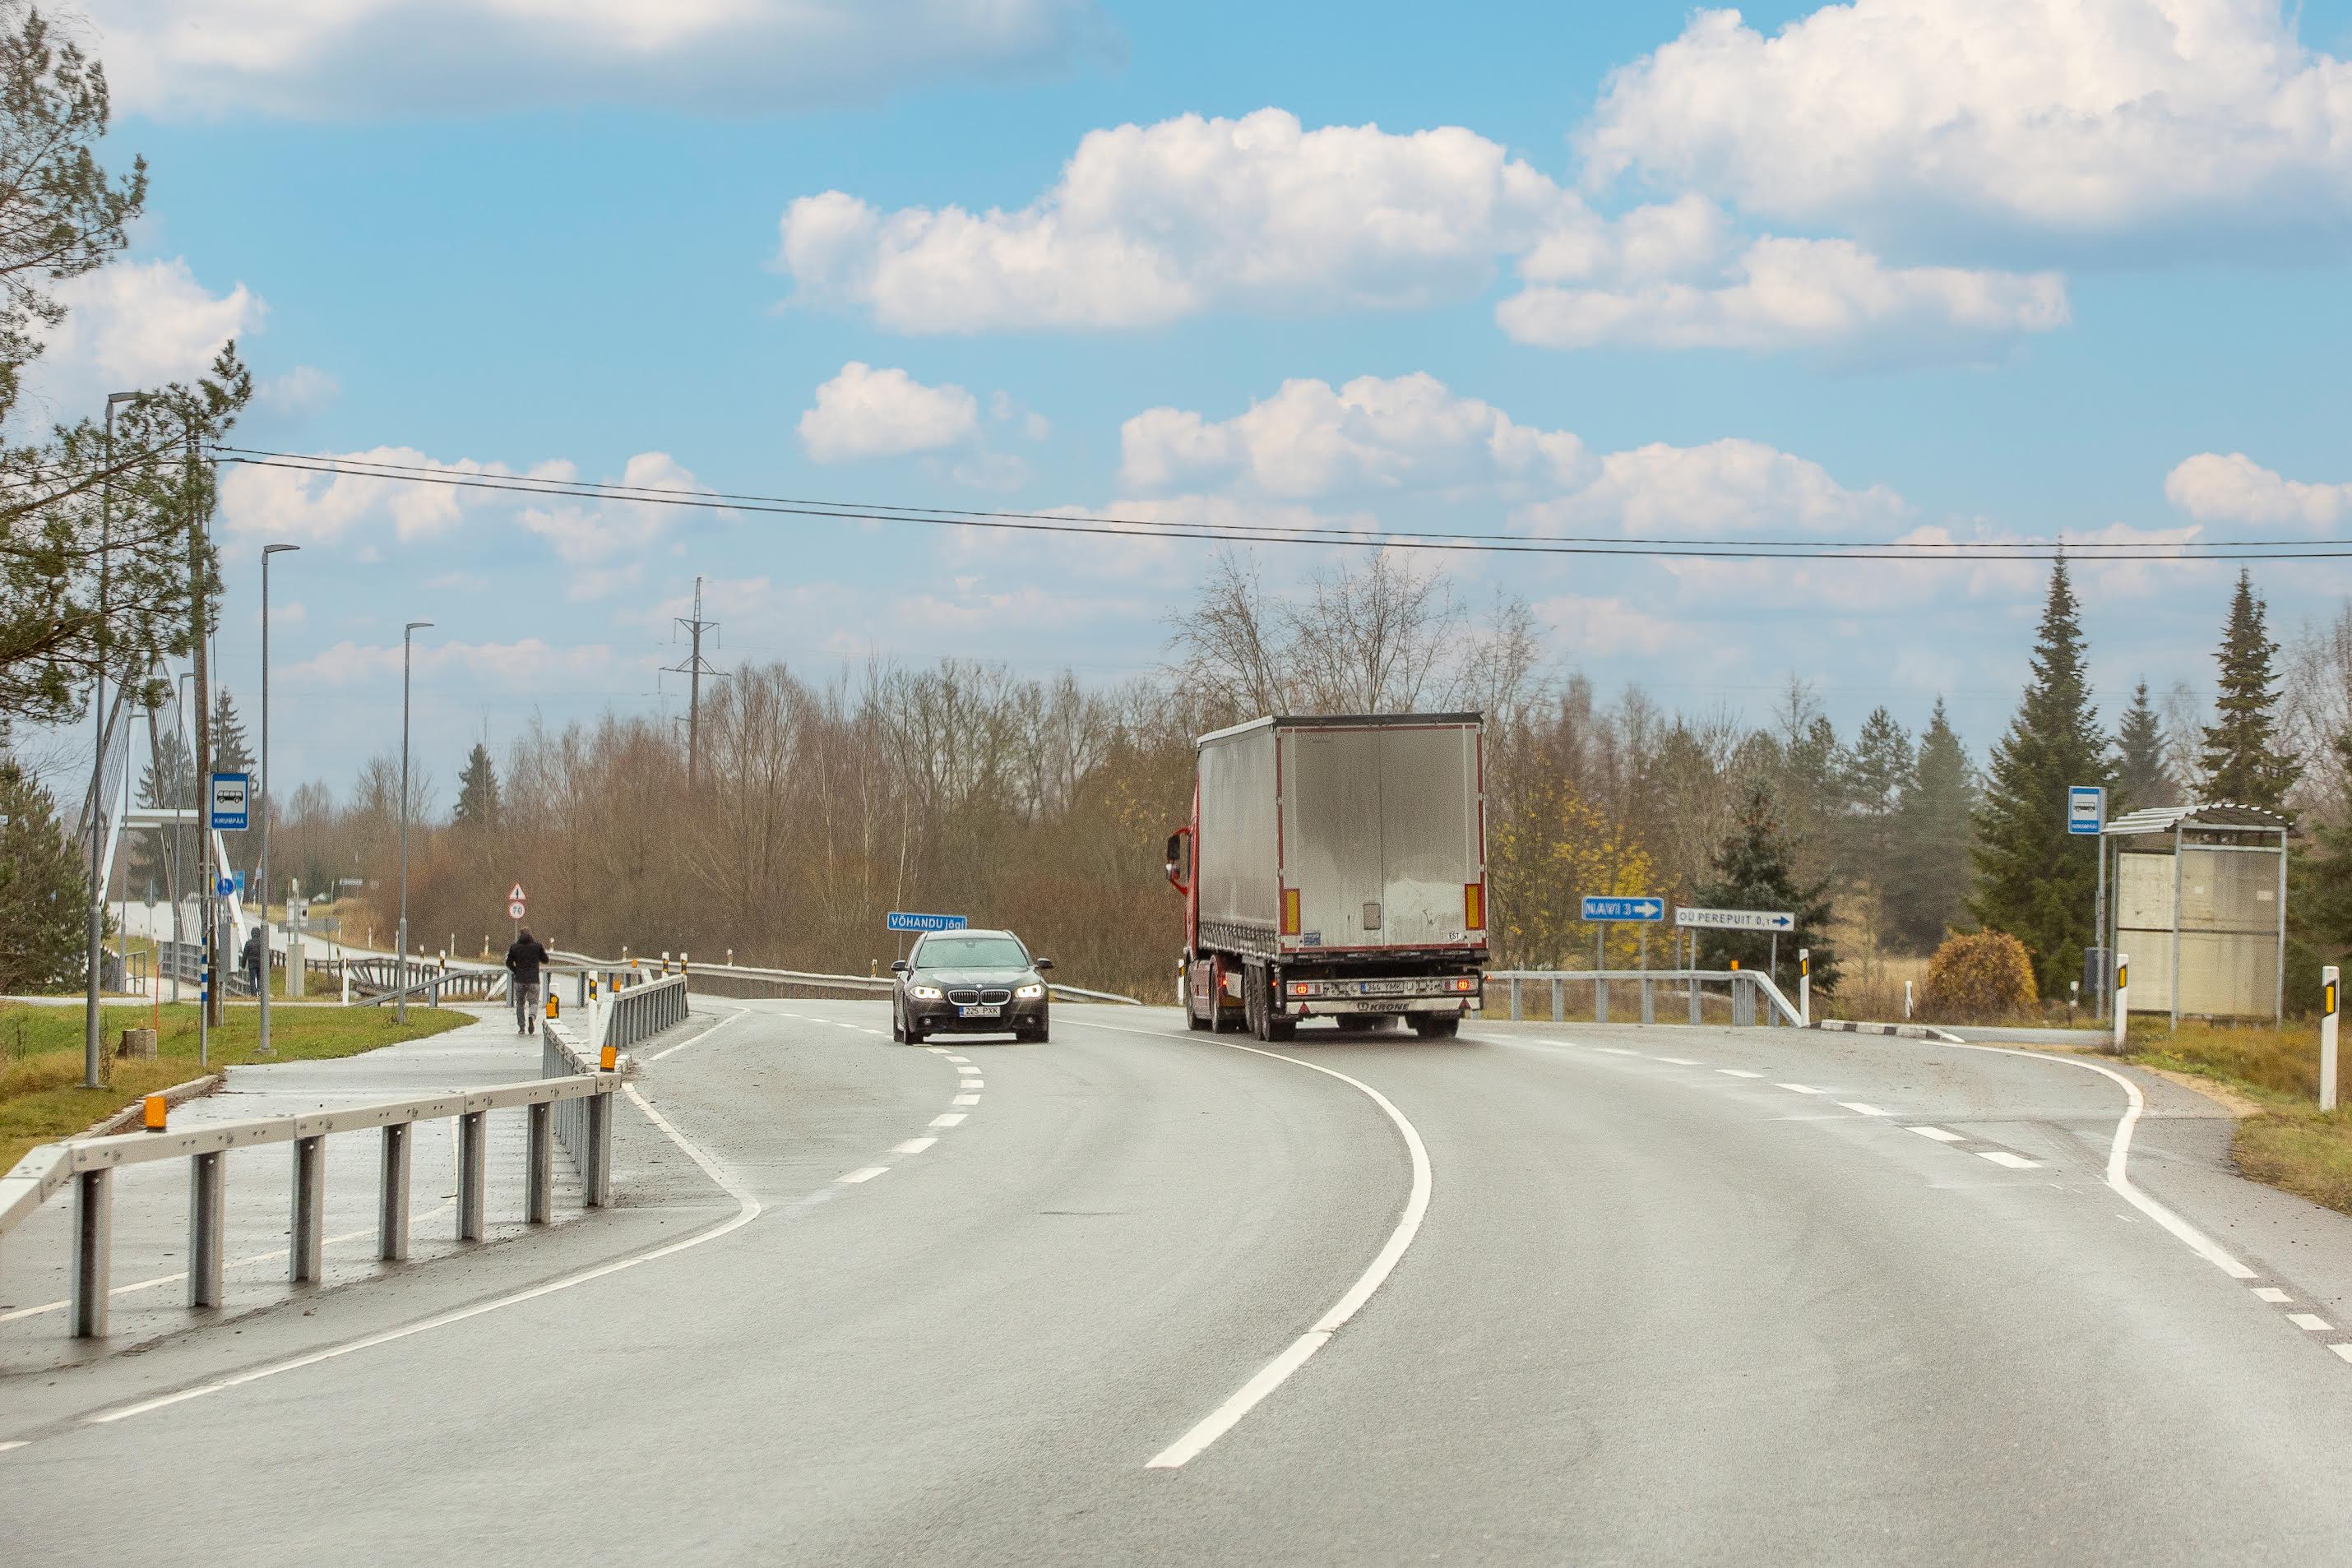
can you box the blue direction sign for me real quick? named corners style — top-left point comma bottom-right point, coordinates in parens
top-left (887, 911), bottom-right (969, 933)
top-left (1581, 895), bottom-right (1665, 923)
top-left (2067, 784), bottom-right (2106, 836)
top-left (209, 771), bottom-right (250, 831)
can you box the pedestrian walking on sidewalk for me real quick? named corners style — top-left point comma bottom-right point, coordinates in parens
top-left (241, 924), bottom-right (265, 997)
top-left (506, 927), bottom-right (551, 1034)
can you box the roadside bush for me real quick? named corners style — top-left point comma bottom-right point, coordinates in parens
top-left (1923, 931), bottom-right (2038, 1021)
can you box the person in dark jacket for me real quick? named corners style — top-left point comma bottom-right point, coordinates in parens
top-left (241, 924), bottom-right (265, 997)
top-left (506, 928), bottom-right (551, 1034)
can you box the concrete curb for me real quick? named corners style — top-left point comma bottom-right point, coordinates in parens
top-left (1816, 1018), bottom-right (1968, 1046)
top-left (76, 1072), bottom-right (224, 1140)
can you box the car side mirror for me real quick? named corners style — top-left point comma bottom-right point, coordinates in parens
top-left (1035, 958), bottom-right (1055, 972)
top-left (1164, 831), bottom-right (1183, 866)
top-left (889, 959), bottom-right (908, 974)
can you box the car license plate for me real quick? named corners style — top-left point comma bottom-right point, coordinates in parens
top-left (957, 1005), bottom-right (1001, 1018)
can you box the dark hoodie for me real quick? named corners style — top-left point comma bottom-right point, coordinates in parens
top-left (505, 931), bottom-right (550, 987)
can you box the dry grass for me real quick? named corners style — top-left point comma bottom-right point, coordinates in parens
top-left (0, 1001), bottom-right (470, 1173)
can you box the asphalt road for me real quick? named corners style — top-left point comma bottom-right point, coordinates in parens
top-left (8, 998), bottom-right (2352, 1564)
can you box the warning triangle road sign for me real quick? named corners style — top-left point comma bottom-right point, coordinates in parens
top-left (508, 883), bottom-right (526, 902)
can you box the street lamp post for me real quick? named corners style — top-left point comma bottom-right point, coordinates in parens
top-left (398, 621), bottom-right (433, 1024)
top-left (257, 543), bottom-right (300, 1056)
top-left (84, 390), bottom-right (141, 1090)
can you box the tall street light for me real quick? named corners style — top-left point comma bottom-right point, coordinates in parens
top-left (398, 621), bottom-right (433, 1024)
top-left (257, 543), bottom-right (300, 1057)
top-left (85, 390), bottom-right (141, 1090)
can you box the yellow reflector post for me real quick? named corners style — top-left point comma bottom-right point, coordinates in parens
top-left (1465, 883), bottom-right (1484, 931)
top-left (546, 993), bottom-right (559, 1019)
top-left (1281, 886), bottom-right (1301, 936)
top-left (142, 1094), bottom-right (168, 1132)
top-left (600, 1043), bottom-right (618, 1071)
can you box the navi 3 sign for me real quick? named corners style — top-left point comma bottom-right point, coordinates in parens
top-left (1581, 896), bottom-right (1664, 923)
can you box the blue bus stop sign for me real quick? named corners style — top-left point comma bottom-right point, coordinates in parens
top-left (2067, 785), bottom-right (2106, 836)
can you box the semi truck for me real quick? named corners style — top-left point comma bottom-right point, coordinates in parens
top-left (1164, 713), bottom-right (1487, 1040)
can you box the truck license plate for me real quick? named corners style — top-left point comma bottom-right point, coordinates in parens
top-left (958, 1005), bottom-right (1001, 1018)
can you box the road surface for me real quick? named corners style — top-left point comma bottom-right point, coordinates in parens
top-left (7, 999), bottom-right (2352, 1563)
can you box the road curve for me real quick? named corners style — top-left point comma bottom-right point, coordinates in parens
top-left (7, 1000), bottom-right (2352, 1564)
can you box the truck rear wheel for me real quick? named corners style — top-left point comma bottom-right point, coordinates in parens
top-left (1410, 1015), bottom-right (1461, 1040)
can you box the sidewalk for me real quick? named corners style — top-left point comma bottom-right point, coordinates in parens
top-left (0, 1006), bottom-right (577, 1375)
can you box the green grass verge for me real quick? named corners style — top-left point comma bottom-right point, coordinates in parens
top-left (0, 1001), bottom-right (471, 1173)
top-left (2123, 1018), bottom-right (2352, 1219)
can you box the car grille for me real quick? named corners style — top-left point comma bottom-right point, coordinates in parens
top-left (947, 988), bottom-right (1012, 1005)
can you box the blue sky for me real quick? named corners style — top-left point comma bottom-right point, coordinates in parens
top-left (25, 0), bottom-right (2352, 800)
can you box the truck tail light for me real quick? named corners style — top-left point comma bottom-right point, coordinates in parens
top-left (1465, 882), bottom-right (1484, 931)
top-left (1449, 976), bottom-right (1478, 993)
top-left (1282, 886), bottom-right (1301, 936)
top-left (1289, 981), bottom-right (1314, 997)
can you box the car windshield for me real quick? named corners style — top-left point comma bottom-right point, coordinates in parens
top-left (915, 937), bottom-right (1029, 969)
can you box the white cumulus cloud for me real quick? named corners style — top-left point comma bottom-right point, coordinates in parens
top-left (779, 109), bottom-right (1576, 331)
top-left (18, 257), bottom-right (259, 426)
top-left (85, 0), bottom-right (1117, 118)
top-left (1578, 0), bottom-right (2352, 246)
top-left (798, 362), bottom-right (980, 462)
top-left (1122, 372), bottom-right (1586, 497)
top-left (2165, 452), bottom-right (2352, 526)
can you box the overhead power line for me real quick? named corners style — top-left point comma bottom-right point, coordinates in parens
top-left (211, 446), bottom-right (2345, 564)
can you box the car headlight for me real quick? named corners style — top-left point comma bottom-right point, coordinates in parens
top-left (1016, 983), bottom-right (1044, 999)
top-left (910, 984), bottom-right (944, 1001)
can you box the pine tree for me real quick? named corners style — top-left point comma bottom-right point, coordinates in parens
top-left (2114, 678), bottom-right (2171, 810)
top-left (453, 742), bottom-right (500, 831)
top-left (209, 687), bottom-right (252, 775)
top-left (2200, 571), bottom-right (2299, 811)
top-left (1970, 556), bottom-right (2114, 993)
top-left (1887, 698), bottom-right (1976, 953)
top-left (1692, 775), bottom-right (1840, 996)
top-left (0, 755), bottom-right (93, 992)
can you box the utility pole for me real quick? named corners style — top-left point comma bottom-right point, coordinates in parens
top-left (188, 417), bottom-right (220, 1029)
top-left (664, 576), bottom-right (724, 793)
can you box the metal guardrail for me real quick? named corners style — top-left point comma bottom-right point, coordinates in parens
top-left (0, 1065), bottom-right (623, 1339)
top-left (1484, 968), bottom-right (1806, 1029)
top-left (605, 972), bottom-right (691, 1050)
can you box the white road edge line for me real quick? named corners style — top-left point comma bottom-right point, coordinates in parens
top-left (81, 1081), bottom-right (764, 1427)
top-left (1059, 1013), bottom-right (1431, 1473)
top-left (1142, 1040), bottom-right (1431, 1470)
top-left (640, 1006), bottom-right (748, 1064)
top-left (1924, 1038), bottom-right (2257, 1281)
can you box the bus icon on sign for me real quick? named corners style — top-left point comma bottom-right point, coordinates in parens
top-left (2067, 785), bottom-right (2105, 836)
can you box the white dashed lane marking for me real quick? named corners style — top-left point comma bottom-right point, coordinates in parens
top-left (1977, 1150), bottom-right (2040, 1169)
top-left (931, 1112), bottom-right (967, 1127)
top-left (2290, 1313), bottom-right (2335, 1331)
top-left (1838, 1102), bottom-right (1891, 1117)
top-left (1717, 1069), bottom-right (1764, 1079)
top-left (953, 1094), bottom-right (981, 1106)
top-left (1776, 1084), bottom-right (1825, 1095)
top-left (2255, 1287), bottom-right (2294, 1303)
top-left (2331, 1345), bottom-right (2352, 1364)
top-left (1656, 1057), bottom-right (1702, 1065)
top-left (839, 1167), bottom-right (888, 1184)
top-left (1909, 1126), bottom-right (1968, 1143)
top-left (893, 1137), bottom-right (938, 1154)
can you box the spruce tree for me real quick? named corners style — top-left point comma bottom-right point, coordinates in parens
top-left (2200, 571), bottom-right (2299, 811)
top-left (1692, 775), bottom-right (1840, 995)
top-left (1970, 556), bottom-right (2114, 993)
top-left (453, 742), bottom-right (500, 830)
top-left (2114, 678), bottom-right (2171, 810)
top-left (1887, 699), bottom-right (1976, 952)
top-left (0, 755), bottom-right (93, 992)
top-left (209, 686), bottom-right (252, 775)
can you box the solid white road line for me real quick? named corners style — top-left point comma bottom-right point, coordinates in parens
top-left (2289, 1313), bottom-right (2334, 1331)
top-left (1776, 1084), bottom-right (1825, 1094)
top-left (1716, 1069), bottom-right (1763, 1079)
top-left (1925, 1039), bottom-right (2259, 1282)
top-left (2255, 1287), bottom-right (2294, 1304)
top-left (892, 1137), bottom-right (938, 1154)
top-left (85, 1080), bottom-right (763, 1427)
top-left (1977, 1151), bottom-right (2040, 1169)
top-left (1061, 1013), bottom-right (1431, 1473)
top-left (1839, 1103), bottom-right (1891, 1117)
top-left (931, 1112), bottom-right (967, 1127)
top-left (838, 1167), bottom-right (888, 1184)
top-left (1909, 1126), bottom-right (1967, 1143)
top-left (640, 1006), bottom-right (748, 1064)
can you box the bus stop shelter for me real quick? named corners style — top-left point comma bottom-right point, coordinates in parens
top-left (2100, 803), bottom-right (2291, 1025)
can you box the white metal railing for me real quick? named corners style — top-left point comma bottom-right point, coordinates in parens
top-left (0, 1062), bottom-right (623, 1339)
top-left (1484, 968), bottom-right (1806, 1029)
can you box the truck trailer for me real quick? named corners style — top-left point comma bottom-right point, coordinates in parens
top-left (1164, 713), bottom-right (1487, 1039)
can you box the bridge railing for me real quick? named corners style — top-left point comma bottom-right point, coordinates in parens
top-left (0, 1063), bottom-right (623, 1339)
top-left (1484, 968), bottom-right (1806, 1029)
